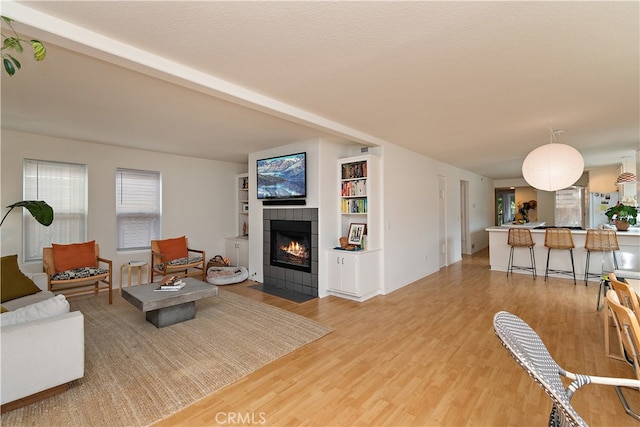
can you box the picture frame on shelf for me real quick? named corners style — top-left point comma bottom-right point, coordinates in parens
top-left (242, 204), bottom-right (249, 212)
top-left (347, 223), bottom-right (366, 245)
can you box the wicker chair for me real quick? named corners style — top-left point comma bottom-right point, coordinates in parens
top-left (584, 229), bottom-right (619, 286)
top-left (606, 291), bottom-right (640, 421)
top-left (494, 311), bottom-right (640, 426)
top-left (507, 228), bottom-right (536, 278)
top-left (544, 228), bottom-right (576, 285)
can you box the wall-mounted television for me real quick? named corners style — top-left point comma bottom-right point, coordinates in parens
top-left (257, 152), bottom-right (307, 200)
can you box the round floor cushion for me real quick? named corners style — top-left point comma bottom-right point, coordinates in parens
top-left (206, 266), bottom-right (249, 285)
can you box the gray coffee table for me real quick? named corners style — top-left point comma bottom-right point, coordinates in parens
top-left (121, 277), bottom-right (218, 328)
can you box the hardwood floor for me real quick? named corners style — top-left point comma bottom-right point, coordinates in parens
top-left (155, 249), bottom-right (640, 426)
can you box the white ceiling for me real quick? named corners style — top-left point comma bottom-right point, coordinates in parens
top-left (2, 1), bottom-right (638, 180)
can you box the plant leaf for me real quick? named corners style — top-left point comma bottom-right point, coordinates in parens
top-left (1, 16), bottom-right (14, 25)
top-left (30, 40), bottom-right (46, 61)
top-left (3, 37), bottom-right (23, 53)
top-left (7, 201), bottom-right (54, 226)
top-left (6, 53), bottom-right (21, 70)
top-left (3, 57), bottom-right (15, 76)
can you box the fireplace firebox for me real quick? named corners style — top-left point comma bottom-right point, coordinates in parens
top-left (261, 208), bottom-right (318, 299)
top-left (270, 220), bottom-right (312, 273)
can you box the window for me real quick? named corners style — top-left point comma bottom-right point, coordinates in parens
top-left (23, 159), bottom-right (87, 262)
top-left (555, 186), bottom-right (584, 227)
top-left (495, 189), bottom-right (515, 226)
top-left (116, 168), bottom-right (161, 251)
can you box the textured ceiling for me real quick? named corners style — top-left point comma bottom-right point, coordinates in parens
top-left (2, 1), bottom-right (638, 179)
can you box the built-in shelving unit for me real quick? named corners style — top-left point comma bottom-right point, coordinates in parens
top-left (226, 173), bottom-right (249, 268)
top-left (328, 154), bottom-right (381, 302)
top-left (236, 173), bottom-right (249, 237)
top-left (339, 154), bottom-right (380, 250)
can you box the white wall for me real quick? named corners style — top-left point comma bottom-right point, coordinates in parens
top-left (380, 143), bottom-right (494, 295)
top-left (247, 139), bottom-right (321, 282)
top-left (1, 129), bottom-right (245, 282)
top-left (245, 137), bottom-right (350, 297)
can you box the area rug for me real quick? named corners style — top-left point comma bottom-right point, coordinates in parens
top-left (1, 290), bottom-right (333, 426)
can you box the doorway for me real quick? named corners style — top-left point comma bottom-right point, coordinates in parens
top-left (460, 180), bottom-right (470, 254)
top-left (438, 175), bottom-right (447, 268)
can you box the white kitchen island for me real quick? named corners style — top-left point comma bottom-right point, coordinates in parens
top-left (486, 225), bottom-right (640, 281)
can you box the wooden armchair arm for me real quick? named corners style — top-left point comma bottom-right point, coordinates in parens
top-left (187, 248), bottom-right (205, 255)
top-left (97, 256), bottom-right (113, 270)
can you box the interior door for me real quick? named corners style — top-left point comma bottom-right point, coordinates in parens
top-left (460, 180), bottom-right (470, 254)
top-left (438, 175), bottom-right (447, 268)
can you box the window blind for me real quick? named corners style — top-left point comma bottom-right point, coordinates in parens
top-left (23, 159), bottom-right (87, 262)
top-left (116, 168), bottom-right (161, 250)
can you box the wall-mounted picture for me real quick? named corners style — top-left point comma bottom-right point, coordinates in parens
top-left (347, 223), bottom-right (366, 245)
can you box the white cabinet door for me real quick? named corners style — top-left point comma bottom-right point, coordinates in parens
top-left (326, 250), bottom-right (380, 299)
top-left (236, 239), bottom-right (249, 268)
top-left (225, 238), bottom-right (249, 268)
top-left (327, 253), bottom-right (343, 292)
top-left (339, 253), bottom-right (358, 295)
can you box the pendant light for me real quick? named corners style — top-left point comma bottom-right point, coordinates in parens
top-left (522, 129), bottom-right (584, 192)
top-left (616, 172), bottom-right (637, 184)
top-left (616, 157), bottom-right (637, 184)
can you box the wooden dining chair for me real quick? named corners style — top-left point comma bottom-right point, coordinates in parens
top-left (610, 272), bottom-right (640, 314)
top-left (605, 273), bottom-right (640, 361)
top-left (606, 290), bottom-right (640, 421)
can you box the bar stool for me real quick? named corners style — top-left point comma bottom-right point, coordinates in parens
top-left (584, 229), bottom-right (619, 285)
top-left (507, 228), bottom-right (536, 279)
top-left (544, 228), bottom-right (576, 284)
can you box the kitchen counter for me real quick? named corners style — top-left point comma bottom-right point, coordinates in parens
top-left (486, 226), bottom-right (640, 280)
top-left (498, 221), bottom-right (547, 228)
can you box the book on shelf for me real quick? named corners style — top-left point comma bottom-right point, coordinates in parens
top-left (341, 180), bottom-right (367, 197)
top-left (341, 161), bottom-right (367, 179)
top-left (341, 198), bottom-right (367, 214)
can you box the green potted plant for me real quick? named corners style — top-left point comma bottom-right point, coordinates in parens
top-left (604, 203), bottom-right (638, 231)
top-left (1, 16), bottom-right (47, 76)
top-left (0, 200), bottom-right (54, 227)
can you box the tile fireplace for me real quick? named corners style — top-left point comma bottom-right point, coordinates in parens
top-left (263, 208), bottom-right (318, 297)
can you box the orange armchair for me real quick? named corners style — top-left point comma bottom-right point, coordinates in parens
top-left (43, 240), bottom-right (113, 304)
top-left (150, 236), bottom-right (205, 282)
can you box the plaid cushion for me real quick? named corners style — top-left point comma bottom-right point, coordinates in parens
top-left (52, 267), bottom-right (109, 281)
top-left (155, 256), bottom-right (203, 271)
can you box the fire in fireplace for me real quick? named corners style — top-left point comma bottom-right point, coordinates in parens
top-left (271, 220), bottom-right (312, 273)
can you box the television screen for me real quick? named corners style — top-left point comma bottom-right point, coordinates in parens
top-left (257, 152), bottom-right (307, 199)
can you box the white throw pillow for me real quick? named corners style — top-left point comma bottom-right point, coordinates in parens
top-left (0, 295), bottom-right (70, 326)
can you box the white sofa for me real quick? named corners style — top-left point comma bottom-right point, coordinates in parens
top-left (1, 273), bottom-right (84, 408)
